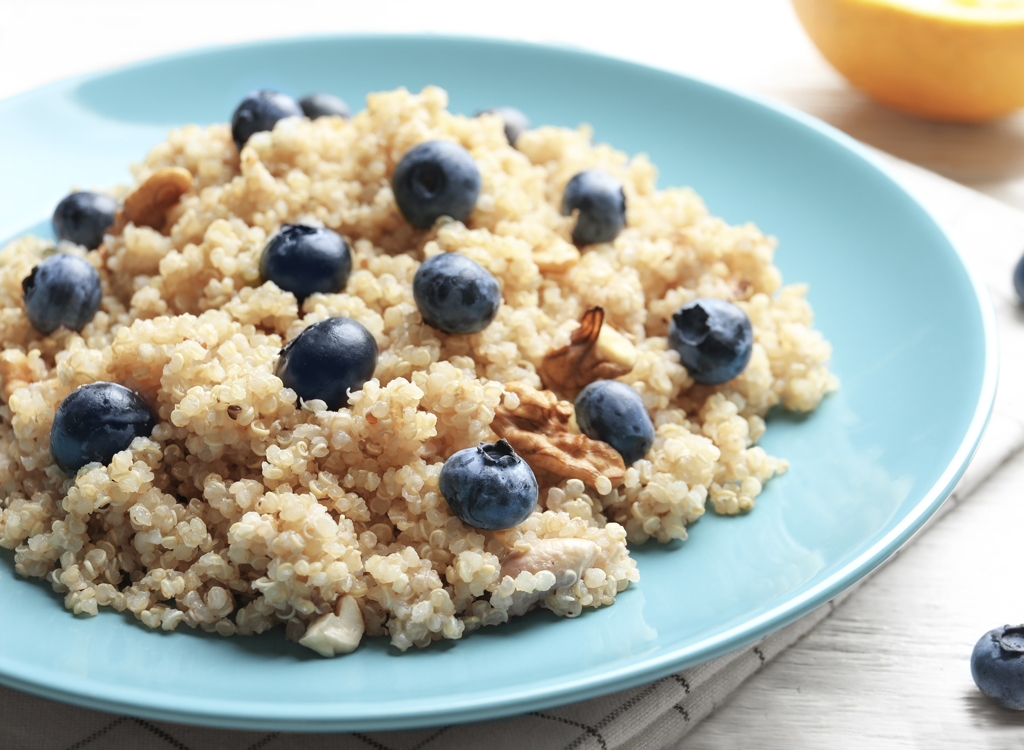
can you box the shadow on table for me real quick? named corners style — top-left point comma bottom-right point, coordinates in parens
top-left (963, 689), bottom-right (1024, 728)
top-left (773, 86), bottom-right (1024, 187)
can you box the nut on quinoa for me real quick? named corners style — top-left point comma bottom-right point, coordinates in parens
top-left (0, 86), bottom-right (836, 654)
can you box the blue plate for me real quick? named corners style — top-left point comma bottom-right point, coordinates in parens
top-left (0, 35), bottom-right (996, 731)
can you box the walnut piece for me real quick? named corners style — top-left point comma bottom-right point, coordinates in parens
top-left (492, 381), bottom-right (625, 492)
top-left (540, 307), bottom-right (637, 398)
top-left (113, 167), bottom-right (193, 234)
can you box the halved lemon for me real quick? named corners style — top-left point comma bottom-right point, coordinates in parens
top-left (792, 0), bottom-right (1024, 122)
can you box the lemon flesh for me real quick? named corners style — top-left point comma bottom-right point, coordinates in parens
top-left (792, 0), bottom-right (1024, 122)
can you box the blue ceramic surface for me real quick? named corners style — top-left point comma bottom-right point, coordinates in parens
top-left (0, 35), bottom-right (996, 731)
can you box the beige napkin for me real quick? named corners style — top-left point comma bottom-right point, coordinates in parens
top-left (3, 154), bottom-right (1024, 750)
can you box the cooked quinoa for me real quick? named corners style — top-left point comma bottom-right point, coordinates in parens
top-left (0, 86), bottom-right (837, 654)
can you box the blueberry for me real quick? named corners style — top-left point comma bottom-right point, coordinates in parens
top-left (561, 169), bottom-right (626, 246)
top-left (971, 625), bottom-right (1024, 710)
top-left (275, 317), bottom-right (378, 410)
top-left (231, 89), bottom-right (303, 151)
top-left (260, 225), bottom-right (352, 301)
top-left (50, 382), bottom-right (155, 475)
top-left (668, 298), bottom-right (753, 385)
top-left (299, 93), bottom-right (351, 120)
top-left (22, 254), bottom-right (103, 335)
top-left (574, 380), bottom-right (655, 466)
top-left (476, 107), bottom-right (531, 146)
top-left (439, 439), bottom-right (538, 530)
top-left (52, 191), bottom-right (118, 250)
top-left (413, 253), bottom-right (501, 335)
top-left (1014, 250), bottom-right (1024, 305)
top-left (391, 141), bottom-right (482, 229)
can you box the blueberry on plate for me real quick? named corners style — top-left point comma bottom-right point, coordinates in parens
top-left (668, 298), bottom-right (753, 385)
top-left (50, 382), bottom-right (155, 475)
top-left (231, 89), bottom-right (303, 151)
top-left (275, 317), bottom-right (378, 410)
top-left (391, 141), bottom-right (482, 229)
top-left (413, 253), bottom-right (501, 335)
top-left (1014, 250), bottom-right (1024, 305)
top-left (260, 225), bottom-right (352, 301)
top-left (299, 93), bottom-right (351, 120)
top-left (23, 254), bottom-right (103, 335)
top-left (574, 379), bottom-right (655, 466)
top-left (475, 106), bottom-right (531, 146)
top-left (971, 625), bottom-right (1024, 710)
top-left (52, 191), bottom-right (118, 251)
top-left (561, 169), bottom-right (626, 246)
top-left (439, 439), bottom-right (538, 530)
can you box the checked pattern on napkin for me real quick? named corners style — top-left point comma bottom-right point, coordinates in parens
top-left (45, 672), bottom-right (699, 750)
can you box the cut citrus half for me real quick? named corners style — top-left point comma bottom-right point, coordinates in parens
top-left (792, 0), bottom-right (1024, 122)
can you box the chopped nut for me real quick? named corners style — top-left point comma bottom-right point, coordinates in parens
top-left (0, 350), bottom-right (32, 401)
top-left (491, 381), bottom-right (625, 491)
top-left (532, 235), bottom-right (581, 273)
top-left (298, 595), bottom-right (364, 657)
top-left (501, 537), bottom-right (600, 584)
top-left (540, 307), bottom-right (637, 398)
top-left (496, 538), bottom-right (601, 616)
top-left (113, 167), bottom-right (193, 234)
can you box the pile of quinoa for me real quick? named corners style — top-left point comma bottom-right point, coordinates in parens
top-left (0, 86), bottom-right (837, 654)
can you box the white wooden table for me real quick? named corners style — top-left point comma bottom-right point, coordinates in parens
top-left (4, 2), bottom-right (1024, 746)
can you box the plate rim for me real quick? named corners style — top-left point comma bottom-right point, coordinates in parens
top-left (0, 31), bottom-right (999, 731)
